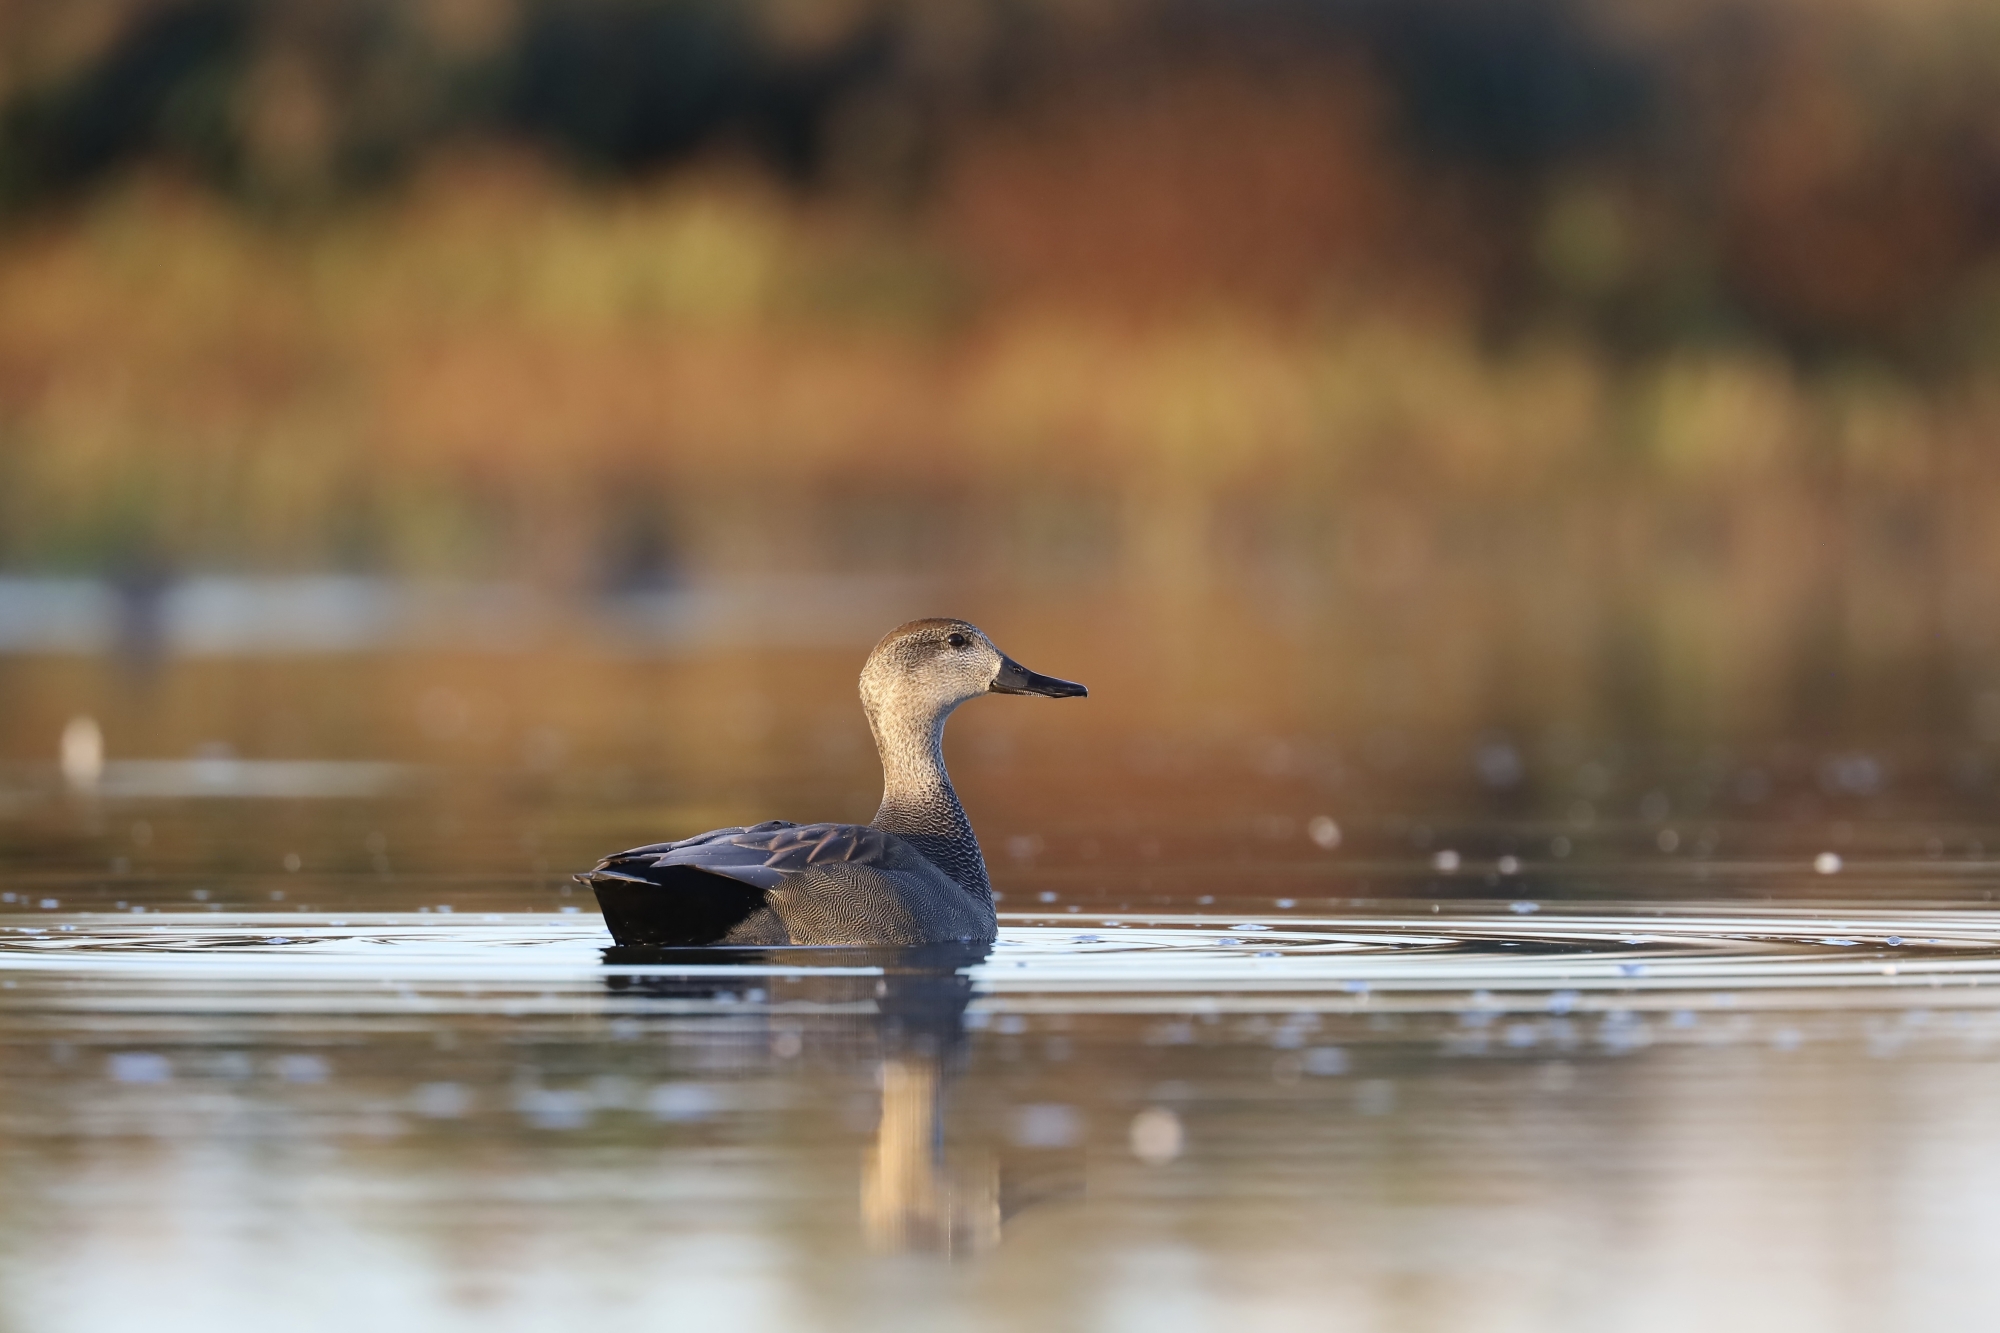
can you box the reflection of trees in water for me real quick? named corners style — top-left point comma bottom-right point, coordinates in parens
top-left (605, 942), bottom-right (1023, 1256)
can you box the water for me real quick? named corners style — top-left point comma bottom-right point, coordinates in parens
top-left (4, 613), bottom-right (2000, 1330)
top-left (0, 896), bottom-right (1995, 1330)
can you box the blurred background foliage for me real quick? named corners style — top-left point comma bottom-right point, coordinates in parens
top-left (0, 0), bottom-right (1997, 589)
top-left (2, 0), bottom-right (2000, 846)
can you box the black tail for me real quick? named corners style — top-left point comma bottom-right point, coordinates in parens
top-left (582, 866), bottom-right (769, 946)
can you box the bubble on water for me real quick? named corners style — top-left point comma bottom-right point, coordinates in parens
top-left (1509, 901), bottom-right (1540, 914)
top-left (648, 1082), bottom-right (720, 1123)
top-left (1012, 1103), bottom-right (1082, 1148)
top-left (1038, 891), bottom-right (1059, 904)
top-left (1307, 816), bottom-right (1342, 850)
top-left (107, 1052), bottom-right (171, 1084)
top-left (1886, 936), bottom-right (1904, 946)
top-left (1275, 899), bottom-right (1296, 909)
top-left (1820, 754), bottom-right (1883, 796)
top-left (1129, 1107), bottom-right (1183, 1164)
top-left (60, 716), bottom-right (103, 789)
top-left (1216, 938), bottom-right (1242, 947)
top-left (1476, 742), bottom-right (1524, 790)
top-left (274, 1054), bottom-right (328, 1083)
top-left (37, 900), bottom-right (57, 911)
top-left (518, 1087), bottom-right (593, 1131)
top-left (1815, 852), bottom-right (1843, 875)
top-left (1230, 924), bottom-right (1270, 931)
top-left (1354, 1079), bottom-right (1397, 1115)
top-left (410, 1081), bottom-right (470, 1119)
top-left (1071, 935), bottom-right (1102, 944)
top-left (1303, 1046), bottom-right (1349, 1076)
top-left (1619, 962), bottom-right (1646, 977)
top-left (1821, 938), bottom-right (1857, 947)
top-left (1432, 850), bottom-right (1461, 872)
top-left (1256, 951), bottom-right (1281, 959)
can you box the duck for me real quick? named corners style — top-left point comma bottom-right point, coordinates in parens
top-left (578, 618), bottom-right (1087, 947)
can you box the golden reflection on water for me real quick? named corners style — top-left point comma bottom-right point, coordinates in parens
top-left (862, 1057), bottom-right (998, 1256)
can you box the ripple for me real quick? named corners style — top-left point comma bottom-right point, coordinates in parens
top-left (0, 907), bottom-right (1990, 1015)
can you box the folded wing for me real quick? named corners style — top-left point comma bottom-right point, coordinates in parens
top-left (583, 820), bottom-right (907, 894)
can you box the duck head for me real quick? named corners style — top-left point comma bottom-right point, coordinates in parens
top-left (860, 618), bottom-right (1087, 727)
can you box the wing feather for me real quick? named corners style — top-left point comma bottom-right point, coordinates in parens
top-left (581, 820), bottom-right (903, 895)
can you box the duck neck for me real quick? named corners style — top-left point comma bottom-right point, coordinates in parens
top-left (865, 699), bottom-right (990, 898)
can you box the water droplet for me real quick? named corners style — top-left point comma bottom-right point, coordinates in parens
top-left (1303, 1046), bottom-right (1349, 1076)
top-left (1128, 1107), bottom-right (1183, 1164)
top-left (60, 716), bottom-right (103, 789)
top-left (1012, 1103), bottom-right (1081, 1148)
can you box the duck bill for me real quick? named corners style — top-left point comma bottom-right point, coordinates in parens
top-left (990, 656), bottom-right (1088, 698)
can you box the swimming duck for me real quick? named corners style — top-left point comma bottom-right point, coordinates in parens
top-left (579, 619), bottom-right (1086, 947)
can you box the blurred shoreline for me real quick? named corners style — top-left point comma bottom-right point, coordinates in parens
top-left (0, 571), bottom-right (936, 655)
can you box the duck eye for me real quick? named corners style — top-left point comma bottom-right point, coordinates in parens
top-left (946, 633), bottom-right (969, 649)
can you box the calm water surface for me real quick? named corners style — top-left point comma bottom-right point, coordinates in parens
top-left (1, 878), bottom-right (1999, 1331)
top-left (2, 621), bottom-right (2000, 1331)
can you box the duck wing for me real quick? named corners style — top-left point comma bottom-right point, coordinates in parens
top-left (579, 820), bottom-right (924, 947)
top-left (583, 820), bottom-right (909, 893)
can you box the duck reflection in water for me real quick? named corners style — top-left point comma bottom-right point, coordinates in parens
top-left (607, 941), bottom-right (1038, 1255)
